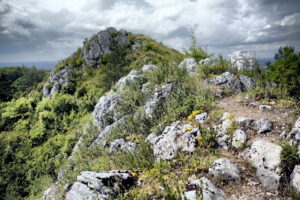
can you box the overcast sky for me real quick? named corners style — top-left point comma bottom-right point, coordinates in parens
top-left (0, 0), bottom-right (299, 62)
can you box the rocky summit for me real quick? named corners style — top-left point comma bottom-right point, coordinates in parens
top-left (1, 27), bottom-right (300, 200)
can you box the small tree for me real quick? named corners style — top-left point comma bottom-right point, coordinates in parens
top-left (267, 46), bottom-right (300, 98)
top-left (183, 31), bottom-right (211, 62)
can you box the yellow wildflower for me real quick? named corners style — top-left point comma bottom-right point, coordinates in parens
top-left (268, 101), bottom-right (276, 105)
top-left (125, 136), bottom-right (131, 140)
top-left (197, 136), bottom-right (203, 141)
top-left (162, 175), bottom-right (169, 180)
top-left (188, 110), bottom-right (204, 120)
top-left (186, 127), bottom-right (192, 131)
top-left (131, 172), bottom-right (138, 177)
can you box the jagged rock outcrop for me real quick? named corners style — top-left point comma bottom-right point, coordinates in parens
top-left (242, 140), bottom-right (282, 191)
top-left (153, 123), bottom-right (200, 160)
top-left (214, 72), bottom-right (255, 92)
top-left (83, 27), bottom-right (129, 65)
top-left (183, 176), bottom-right (225, 200)
top-left (232, 129), bottom-right (247, 148)
top-left (179, 57), bottom-right (198, 74)
top-left (65, 171), bottom-right (136, 200)
top-left (229, 51), bottom-right (257, 71)
top-left (235, 117), bottom-right (254, 130)
top-left (253, 118), bottom-right (273, 134)
top-left (43, 68), bottom-right (70, 98)
top-left (144, 83), bottom-right (173, 118)
top-left (109, 138), bottom-right (137, 154)
top-left (216, 113), bottom-right (233, 150)
top-left (291, 165), bottom-right (300, 193)
top-left (208, 158), bottom-right (241, 183)
top-left (199, 58), bottom-right (214, 66)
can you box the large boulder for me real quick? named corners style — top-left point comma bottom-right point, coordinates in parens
top-left (153, 123), bottom-right (200, 160)
top-left (291, 165), bottom-right (300, 193)
top-left (208, 158), bottom-right (241, 183)
top-left (214, 72), bottom-right (255, 92)
top-left (83, 27), bottom-right (129, 65)
top-left (242, 140), bottom-right (282, 191)
top-left (43, 68), bottom-right (70, 98)
top-left (144, 83), bottom-right (173, 119)
top-left (114, 70), bottom-right (145, 92)
top-left (65, 171), bottom-right (136, 200)
top-left (179, 57), bottom-right (198, 75)
top-left (183, 176), bottom-right (225, 200)
top-left (229, 51), bottom-right (257, 71)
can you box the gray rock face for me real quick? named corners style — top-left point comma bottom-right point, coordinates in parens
top-left (243, 140), bottom-right (282, 191)
top-left (114, 70), bottom-right (145, 92)
top-left (92, 93), bottom-right (121, 128)
top-left (142, 64), bottom-right (157, 73)
top-left (179, 57), bottom-right (198, 75)
top-left (153, 123), bottom-right (199, 160)
top-left (195, 112), bottom-right (209, 124)
top-left (259, 105), bottom-right (272, 111)
top-left (65, 171), bottom-right (136, 200)
top-left (199, 58), bottom-right (214, 66)
top-left (291, 165), bottom-right (300, 193)
top-left (253, 118), bottom-right (273, 134)
top-left (229, 51), bottom-right (257, 71)
top-left (43, 68), bottom-right (70, 98)
top-left (83, 27), bottom-right (129, 65)
top-left (183, 176), bottom-right (225, 200)
top-left (144, 83), bottom-right (173, 119)
top-left (216, 113), bottom-right (233, 150)
top-left (145, 133), bottom-right (158, 145)
top-left (232, 129), bottom-right (247, 148)
top-left (209, 158), bottom-right (241, 183)
top-left (109, 138), bottom-right (137, 154)
top-left (214, 72), bottom-right (255, 92)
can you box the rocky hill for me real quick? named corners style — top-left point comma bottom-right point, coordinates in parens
top-left (0, 28), bottom-right (299, 200)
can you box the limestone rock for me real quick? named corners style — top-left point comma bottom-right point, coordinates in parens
top-left (199, 58), bottom-right (214, 66)
top-left (142, 64), bottom-right (157, 73)
top-left (145, 133), bottom-right (158, 145)
top-left (243, 140), bottom-right (282, 191)
top-left (144, 83), bottom-right (173, 119)
top-left (83, 27), bottom-right (129, 65)
top-left (229, 51), bottom-right (257, 71)
top-left (195, 112), bottom-right (209, 124)
top-left (214, 72), bottom-right (255, 92)
top-left (179, 57), bottom-right (198, 75)
top-left (153, 123), bottom-right (199, 160)
top-left (253, 118), bottom-right (273, 134)
top-left (65, 171), bottom-right (136, 200)
top-left (43, 68), bottom-right (70, 98)
top-left (259, 105), bottom-right (272, 111)
top-left (291, 165), bottom-right (300, 193)
top-left (235, 117), bottom-right (254, 129)
top-left (92, 93), bottom-right (121, 128)
top-left (208, 158), bottom-right (241, 183)
top-left (42, 185), bottom-right (58, 200)
top-left (286, 117), bottom-right (300, 144)
top-left (109, 138), bottom-right (137, 154)
top-left (184, 176), bottom-right (225, 200)
top-left (114, 70), bottom-right (145, 92)
top-left (232, 129), bottom-right (247, 148)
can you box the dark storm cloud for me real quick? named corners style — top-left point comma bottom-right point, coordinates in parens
top-left (0, 0), bottom-right (299, 61)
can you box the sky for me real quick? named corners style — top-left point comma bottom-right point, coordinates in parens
top-left (0, 0), bottom-right (299, 62)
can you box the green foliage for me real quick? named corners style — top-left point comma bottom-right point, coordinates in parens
top-left (280, 143), bottom-right (300, 180)
top-left (267, 46), bottom-right (300, 98)
top-left (0, 66), bottom-right (48, 102)
top-left (198, 55), bottom-right (230, 79)
top-left (183, 32), bottom-right (211, 62)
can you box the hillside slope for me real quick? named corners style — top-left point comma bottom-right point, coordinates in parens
top-left (1, 28), bottom-right (300, 200)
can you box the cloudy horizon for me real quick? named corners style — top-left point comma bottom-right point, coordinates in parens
top-left (0, 0), bottom-right (299, 63)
